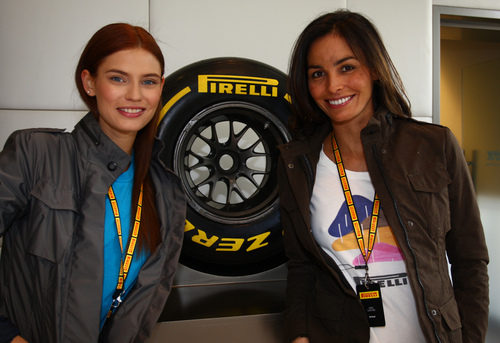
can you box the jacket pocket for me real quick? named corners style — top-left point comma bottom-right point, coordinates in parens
top-left (312, 287), bottom-right (346, 320)
top-left (440, 297), bottom-right (462, 331)
top-left (310, 277), bottom-right (369, 342)
top-left (27, 179), bottom-right (79, 263)
top-left (407, 169), bottom-right (450, 193)
top-left (311, 271), bottom-right (348, 321)
top-left (428, 297), bottom-right (463, 343)
top-left (407, 170), bottom-right (452, 238)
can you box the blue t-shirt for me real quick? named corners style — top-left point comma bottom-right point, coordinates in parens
top-left (100, 159), bottom-right (149, 328)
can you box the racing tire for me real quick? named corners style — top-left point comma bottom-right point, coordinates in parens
top-left (157, 57), bottom-right (291, 276)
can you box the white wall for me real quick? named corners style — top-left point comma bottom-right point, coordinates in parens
top-left (2, 0), bottom-right (500, 145)
top-left (0, 0), bottom-right (151, 146)
top-left (0, 0), bottom-right (439, 146)
top-left (0, 0), bottom-right (149, 111)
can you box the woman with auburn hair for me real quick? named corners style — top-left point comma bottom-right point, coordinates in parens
top-left (278, 10), bottom-right (488, 342)
top-left (0, 23), bottom-right (186, 342)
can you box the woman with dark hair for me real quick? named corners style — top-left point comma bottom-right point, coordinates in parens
top-left (0, 23), bottom-right (186, 342)
top-left (278, 10), bottom-right (488, 343)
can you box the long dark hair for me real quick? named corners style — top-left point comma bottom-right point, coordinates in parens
top-left (288, 10), bottom-right (411, 137)
top-left (75, 23), bottom-right (163, 253)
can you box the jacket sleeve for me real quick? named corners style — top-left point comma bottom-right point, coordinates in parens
top-left (443, 128), bottom-right (489, 343)
top-left (277, 155), bottom-right (315, 342)
top-left (0, 131), bottom-right (33, 339)
top-left (0, 131), bottom-right (32, 237)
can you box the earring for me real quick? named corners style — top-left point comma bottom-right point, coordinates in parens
top-left (87, 90), bottom-right (91, 95)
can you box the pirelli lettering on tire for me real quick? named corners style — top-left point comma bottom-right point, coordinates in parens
top-left (198, 75), bottom-right (279, 97)
top-left (157, 57), bottom-right (291, 276)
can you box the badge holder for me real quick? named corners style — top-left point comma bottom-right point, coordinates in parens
top-left (356, 272), bottom-right (385, 327)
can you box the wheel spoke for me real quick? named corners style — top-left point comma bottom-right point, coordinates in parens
top-left (173, 103), bottom-right (289, 221)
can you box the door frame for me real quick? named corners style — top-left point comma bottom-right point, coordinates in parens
top-left (432, 5), bottom-right (500, 124)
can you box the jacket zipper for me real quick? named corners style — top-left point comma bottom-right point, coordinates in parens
top-left (371, 144), bottom-right (442, 343)
top-left (301, 155), bottom-right (314, 197)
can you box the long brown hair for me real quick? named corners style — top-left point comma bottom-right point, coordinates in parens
top-left (75, 23), bottom-right (163, 253)
top-left (288, 10), bottom-right (411, 137)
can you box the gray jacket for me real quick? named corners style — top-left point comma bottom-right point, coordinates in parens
top-left (0, 113), bottom-right (186, 342)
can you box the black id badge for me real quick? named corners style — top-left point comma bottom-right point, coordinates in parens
top-left (356, 282), bottom-right (385, 327)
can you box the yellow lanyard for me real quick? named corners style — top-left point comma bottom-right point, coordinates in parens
top-left (330, 133), bottom-right (380, 267)
top-left (106, 184), bottom-right (143, 318)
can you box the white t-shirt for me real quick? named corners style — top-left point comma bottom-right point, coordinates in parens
top-left (310, 148), bottom-right (426, 343)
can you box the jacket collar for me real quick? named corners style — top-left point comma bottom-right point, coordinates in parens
top-left (361, 106), bottom-right (392, 142)
top-left (278, 106), bottom-right (394, 215)
top-left (72, 112), bottom-right (132, 181)
top-left (281, 106), bottom-right (393, 158)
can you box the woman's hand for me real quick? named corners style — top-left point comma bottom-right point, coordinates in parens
top-left (292, 337), bottom-right (310, 343)
top-left (11, 336), bottom-right (28, 343)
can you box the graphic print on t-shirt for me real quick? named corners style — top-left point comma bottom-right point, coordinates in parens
top-left (328, 194), bottom-right (403, 267)
top-left (310, 149), bottom-right (427, 341)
